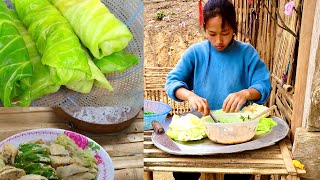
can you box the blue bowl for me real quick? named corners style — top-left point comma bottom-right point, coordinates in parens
top-left (144, 100), bottom-right (172, 130)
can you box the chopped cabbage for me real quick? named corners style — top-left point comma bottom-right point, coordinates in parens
top-left (166, 114), bottom-right (207, 141)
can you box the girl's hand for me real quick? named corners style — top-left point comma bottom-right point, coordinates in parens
top-left (222, 90), bottom-right (249, 112)
top-left (187, 93), bottom-right (210, 116)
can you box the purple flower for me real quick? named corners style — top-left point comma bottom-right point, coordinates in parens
top-left (284, 1), bottom-right (295, 16)
top-left (64, 131), bottom-right (88, 150)
top-left (95, 155), bottom-right (103, 164)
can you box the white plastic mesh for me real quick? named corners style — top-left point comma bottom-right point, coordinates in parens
top-left (4, 0), bottom-right (144, 110)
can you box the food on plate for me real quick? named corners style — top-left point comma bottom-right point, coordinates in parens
top-left (0, 134), bottom-right (98, 179)
top-left (166, 114), bottom-right (207, 141)
top-left (18, 174), bottom-right (48, 180)
top-left (0, 167), bottom-right (26, 180)
top-left (12, 0), bottom-right (112, 93)
top-left (256, 117), bottom-right (278, 136)
top-left (0, 0), bottom-right (33, 107)
top-left (49, 0), bottom-right (133, 59)
top-left (167, 104), bottom-right (278, 143)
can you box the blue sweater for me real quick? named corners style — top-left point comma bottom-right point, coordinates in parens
top-left (165, 40), bottom-right (272, 110)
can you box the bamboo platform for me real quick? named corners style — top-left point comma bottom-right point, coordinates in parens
top-left (144, 130), bottom-right (305, 180)
top-left (0, 108), bottom-right (144, 180)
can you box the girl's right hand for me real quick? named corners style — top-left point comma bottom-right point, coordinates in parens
top-left (187, 93), bottom-right (210, 116)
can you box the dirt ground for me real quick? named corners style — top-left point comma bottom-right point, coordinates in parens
top-left (144, 0), bottom-right (205, 67)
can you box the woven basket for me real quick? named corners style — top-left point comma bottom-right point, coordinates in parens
top-left (4, 0), bottom-right (144, 112)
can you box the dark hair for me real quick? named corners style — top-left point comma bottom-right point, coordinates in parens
top-left (203, 0), bottom-right (237, 34)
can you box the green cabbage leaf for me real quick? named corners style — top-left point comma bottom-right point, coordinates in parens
top-left (167, 114), bottom-right (207, 141)
top-left (0, 1), bottom-right (32, 106)
top-left (49, 0), bottom-right (133, 59)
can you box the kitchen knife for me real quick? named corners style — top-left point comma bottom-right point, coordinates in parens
top-left (152, 120), bottom-right (181, 151)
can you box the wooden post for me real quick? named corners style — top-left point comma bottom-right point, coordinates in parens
top-left (292, 0), bottom-right (317, 137)
top-left (144, 171), bottom-right (153, 180)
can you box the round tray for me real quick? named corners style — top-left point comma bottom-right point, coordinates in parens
top-left (152, 115), bottom-right (289, 155)
top-left (54, 106), bottom-right (141, 133)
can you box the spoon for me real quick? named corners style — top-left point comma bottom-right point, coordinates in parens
top-left (250, 105), bottom-right (277, 120)
top-left (209, 112), bottom-right (220, 123)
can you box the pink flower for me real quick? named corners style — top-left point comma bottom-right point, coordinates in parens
top-left (95, 155), bottom-right (103, 164)
top-left (179, 21), bottom-right (186, 28)
top-left (248, 0), bottom-right (253, 6)
top-left (284, 1), bottom-right (295, 16)
top-left (64, 131), bottom-right (88, 150)
top-left (189, 12), bottom-right (195, 17)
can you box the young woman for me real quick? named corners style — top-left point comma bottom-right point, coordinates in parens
top-left (166, 0), bottom-right (271, 116)
top-left (165, 0), bottom-right (271, 179)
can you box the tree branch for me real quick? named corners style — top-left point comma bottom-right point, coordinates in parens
top-left (261, 1), bottom-right (298, 40)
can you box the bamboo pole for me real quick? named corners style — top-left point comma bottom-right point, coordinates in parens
top-left (271, 73), bottom-right (293, 94)
top-left (292, 0), bottom-right (317, 136)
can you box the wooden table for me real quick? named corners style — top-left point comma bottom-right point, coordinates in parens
top-left (144, 130), bottom-right (306, 180)
top-left (0, 107), bottom-right (144, 180)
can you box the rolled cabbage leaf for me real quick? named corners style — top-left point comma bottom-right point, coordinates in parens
top-left (94, 50), bottom-right (139, 74)
top-left (12, 0), bottom-right (112, 92)
top-left (49, 0), bottom-right (133, 58)
top-left (0, 1), bottom-right (32, 107)
top-left (66, 52), bottom-right (113, 93)
top-left (10, 10), bottom-right (61, 101)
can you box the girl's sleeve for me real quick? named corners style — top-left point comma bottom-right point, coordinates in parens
top-left (165, 46), bottom-right (195, 102)
top-left (247, 45), bottom-right (272, 104)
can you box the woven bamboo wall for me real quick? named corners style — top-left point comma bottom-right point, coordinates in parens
top-left (269, 0), bottom-right (301, 131)
top-left (144, 67), bottom-right (190, 115)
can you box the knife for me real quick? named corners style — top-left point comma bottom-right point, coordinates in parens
top-left (152, 120), bottom-right (181, 151)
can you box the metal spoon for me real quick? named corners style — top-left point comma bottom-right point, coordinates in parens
top-left (209, 112), bottom-right (220, 123)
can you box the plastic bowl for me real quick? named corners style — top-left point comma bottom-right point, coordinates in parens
top-left (144, 100), bottom-right (172, 130)
top-left (204, 113), bottom-right (259, 144)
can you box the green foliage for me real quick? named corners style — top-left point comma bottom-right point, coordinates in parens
top-left (156, 10), bottom-right (166, 20)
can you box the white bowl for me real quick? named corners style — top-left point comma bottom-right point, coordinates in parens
top-left (205, 113), bottom-right (259, 144)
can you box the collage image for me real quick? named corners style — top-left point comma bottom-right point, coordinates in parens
top-left (0, 0), bottom-right (319, 180)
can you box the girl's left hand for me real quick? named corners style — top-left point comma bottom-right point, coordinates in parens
top-left (222, 90), bottom-right (249, 112)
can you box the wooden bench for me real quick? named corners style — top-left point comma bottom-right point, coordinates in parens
top-left (144, 130), bottom-right (306, 180)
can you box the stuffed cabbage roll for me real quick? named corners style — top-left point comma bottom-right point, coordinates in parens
top-left (9, 10), bottom-right (61, 101)
top-left (94, 50), bottom-right (139, 74)
top-left (0, 0), bottom-right (32, 107)
top-left (49, 0), bottom-right (133, 58)
top-left (12, 0), bottom-right (112, 92)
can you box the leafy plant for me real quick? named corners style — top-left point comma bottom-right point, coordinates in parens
top-left (156, 10), bottom-right (166, 20)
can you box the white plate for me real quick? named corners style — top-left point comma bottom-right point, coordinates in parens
top-left (0, 128), bottom-right (114, 180)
